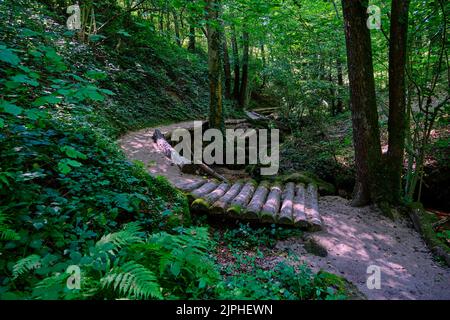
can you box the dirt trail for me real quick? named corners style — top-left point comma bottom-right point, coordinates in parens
top-left (118, 121), bottom-right (206, 187)
top-left (275, 196), bottom-right (450, 300)
top-left (118, 121), bottom-right (450, 300)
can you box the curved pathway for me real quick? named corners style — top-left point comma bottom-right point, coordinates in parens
top-left (118, 121), bottom-right (450, 300)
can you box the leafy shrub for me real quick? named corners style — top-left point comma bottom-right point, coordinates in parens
top-left (0, 2), bottom-right (190, 299)
top-left (217, 258), bottom-right (347, 300)
top-left (215, 223), bottom-right (302, 250)
top-left (2, 224), bottom-right (217, 300)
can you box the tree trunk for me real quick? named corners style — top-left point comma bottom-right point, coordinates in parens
top-left (172, 9), bottom-right (181, 46)
top-left (328, 64), bottom-right (336, 115)
top-left (386, 0), bottom-right (410, 204)
top-left (336, 57), bottom-right (344, 113)
top-left (222, 30), bottom-right (232, 99)
top-left (341, 0), bottom-right (383, 206)
top-left (231, 25), bottom-right (240, 101)
top-left (165, 2), bottom-right (170, 39)
top-left (261, 43), bottom-right (267, 88)
top-left (188, 24), bottom-right (196, 51)
top-left (159, 11), bottom-right (164, 34)
top-left (206, 0), bottom-right (224, 130)
top-left (239, 30), bottom-right (249, 108)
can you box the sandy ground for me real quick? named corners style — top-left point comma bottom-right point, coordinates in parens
top-left (274, 196), bottom-right (450, 300)
top-left (118, 122), bottom-right (450, 300)
top-left (118, 121), bottom-right (206, 187)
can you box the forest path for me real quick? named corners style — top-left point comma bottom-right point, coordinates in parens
top-left (274, 196), bottom-right (450, 300)
top-left (118, 121), bottom-right (450, 300)
top-left (118, 121), bottom-right (206, 187)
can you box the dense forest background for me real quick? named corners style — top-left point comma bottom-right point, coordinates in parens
top-left (0, 0), bottom-right (448, 300)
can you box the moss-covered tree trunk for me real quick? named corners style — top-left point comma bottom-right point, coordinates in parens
top-left (336, 57), bottom-right (344, 113)
top-left (261, 43), bottom-right (267, 88)
top-left (341, 0), bottom-right (383, 206)
top-left (206, 0), bottom-right (224, 130)
top-left (188, 24), bottom-right (196, 51)
top-left (223, 29), bottom-right (232, 99)
top-left (386, 0), bottom-right (410, 204)
top-left (231, 25), bottom-right (240, 102)
top-left (238, 30), bottom-right (249, 108)
top-left (172, 9), bottom-right (181, 46)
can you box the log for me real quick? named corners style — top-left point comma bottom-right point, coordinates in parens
top-left (245, 181), bottom-right (270, 220)
top-left (189, 181), bottom-right (218, 202)
top-left (227, 181), bottom-right (257, 217)
top-left (245, 110), bottom-right (268, 121)
top-left (176, 179), bottom-right (206, 192)
top-left (152, 129), bottom-right (196, 172)
top-left (260, 184), bottom-right (282, 223)
top-left (191, 183), bottom-right (229, 212)
top-left (152, 129), bottom-right (228, 182)
top-left (204, 182), bottom-right (230, 203)
top-left (279, 182), bottom-right (295, 225)
top-left (293, 184), bottom-right (309, 228)
top-left (225, 119), bottom-right (248, 125)
top-left (211, 182), bottom-right (243, 214)
top-left (306, 184), bottom-right (322, 231)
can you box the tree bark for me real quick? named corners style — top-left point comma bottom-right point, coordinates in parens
top-left (172, 9), bottom-right (181, 46)
top-left (341, 0), bottom-right (383, 206)
top-left (279, 182), bottom-right (295, 224)
top-left (231, 25), bottom-right (240, 101)
top-left (222, 30), bottom-right (232, 99)
top-left (206, 0), bottom-right (224, 130)
top-left (386, 0), bottom-right (410, 204)
top-left (239, 30), bottom-right (250, 108)
top-left (260, 184), bottom-right (282, 223)
top-left (336, 57), bottom-right (344, 113)
top-left (159, 11), bottom-right (164, 34)
top-left (260, 43), bottom-right (267, 88)
top-left (188, 24), bottom-right (196, 51)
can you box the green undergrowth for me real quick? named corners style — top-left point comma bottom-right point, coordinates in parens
top-left (213, 223), bottom-right (351, 300)
top-left (214, 223), bottom-right (302, 250)
top-left (279, 112), bottom-right (355, 195)
top-left (0, 1), bottom-right (198, 299)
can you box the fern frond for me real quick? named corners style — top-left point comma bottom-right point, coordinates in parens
top-left (1, 229), bottom-right (20, 241)
top-left (12, 254), bottom-right (41, 279)
top-left (95, 222), bottom-right (144, 254)
top-left (0, 212), bottom-right (19, 241)
top-left (32, 273), bottom-right (69, 300)
top-left (101, 261), bottom-right (162, 299)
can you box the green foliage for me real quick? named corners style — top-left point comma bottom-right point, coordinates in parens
top-left (12, 255), bottom-right (42, 280)
top-left (215, 223), bottom-right (301, 249)
top-left (217, 256), bottom-right (347, 300)
top-left (0, 212), bottom-right (19, 241)
top-left (101, 261), bottom-right (162, 299)
top-left (0, 1), bottom-right (191, 299)
top-left (4, 223), bottom-right (219, 300)
top-left (280, 113), bottom-right (355, 193)
top-left (130, 227), bottom-right (220, 299)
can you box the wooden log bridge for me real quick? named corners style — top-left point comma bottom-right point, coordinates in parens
top-left (177, 179), bottom-right (323, 231)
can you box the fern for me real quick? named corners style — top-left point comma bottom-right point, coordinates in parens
top-left (144, 227), bottom-right (219, 297)
top-left (32, 273), bottom-right (69, 300)
top-left (95, 222), bottom-right (144, 254)
top-left (0, 212), bottom-right (19, 241)
top-left (12, 254), bottom-right (42, 279)
top-left (101, 261), bottom-right (162, 299)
